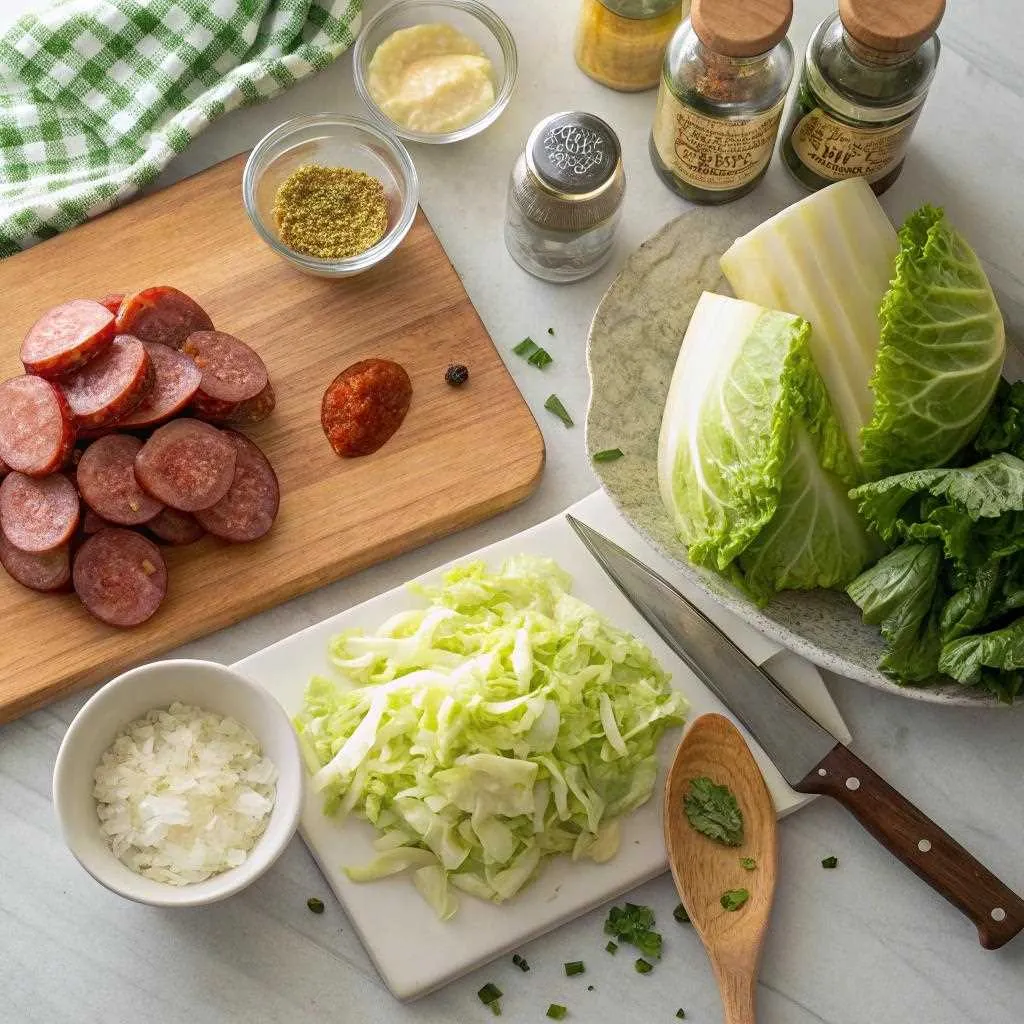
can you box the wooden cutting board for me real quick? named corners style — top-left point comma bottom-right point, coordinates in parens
top-left (0, 153), bottom-right (544, 723)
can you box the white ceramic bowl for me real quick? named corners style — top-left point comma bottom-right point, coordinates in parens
top-left (53, 659), bottom-right (303, 907)
top-left (353, 0), bottom-right (518, 144)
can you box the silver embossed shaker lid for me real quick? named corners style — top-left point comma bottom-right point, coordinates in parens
top-left (513, 111), bottom-right (625, 232)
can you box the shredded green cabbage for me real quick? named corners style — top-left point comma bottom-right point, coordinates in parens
top-left (294, 556), bottom-right (687, 917)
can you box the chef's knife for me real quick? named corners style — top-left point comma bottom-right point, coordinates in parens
top-left (567, 515), bottom-right (1024, 950)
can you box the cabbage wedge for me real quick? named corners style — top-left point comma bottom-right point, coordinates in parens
top-left (657, 292), bottom-right (877, 601)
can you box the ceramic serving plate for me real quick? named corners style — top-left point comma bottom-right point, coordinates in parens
top-left (235, 490), bottom-right (850, 1000)
top-left (584, 201), bottom-right (1002, 707)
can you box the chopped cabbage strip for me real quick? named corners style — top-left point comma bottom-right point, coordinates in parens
top-left (294, 556), bottom-right (688, 917)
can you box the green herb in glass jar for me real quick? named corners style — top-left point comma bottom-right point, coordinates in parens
top-left (779, 0), bottom-right (943, 195)
top-left (650, 0), bottom-right (794, 205)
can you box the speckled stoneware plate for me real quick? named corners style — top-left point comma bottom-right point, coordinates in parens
top-left (585, 200), bottom-right (997, 707)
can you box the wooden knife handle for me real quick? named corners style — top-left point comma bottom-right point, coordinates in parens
top-left (794, 744), bottom-right (1024, 949)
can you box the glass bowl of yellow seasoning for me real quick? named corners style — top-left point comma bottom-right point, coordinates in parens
top-left (242, 114), bottom-right (419, 278)
top-left (353, 0), bottom-right (518, 144)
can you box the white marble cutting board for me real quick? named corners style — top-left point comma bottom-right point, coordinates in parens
top-left (235, 490), bottom-right (849, 1000)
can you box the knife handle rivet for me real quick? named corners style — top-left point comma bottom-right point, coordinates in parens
top-left (917, 839), bottom-right (932, 853)
top-left (992, 907), bottom-right (1007, 922)
top-left (817, 768), bottom-right (827, 777)
top-left (845, 777), bottom-right (861, 791)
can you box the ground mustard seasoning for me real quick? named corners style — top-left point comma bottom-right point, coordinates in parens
top-left (272, 165), bottom-right (389, 260)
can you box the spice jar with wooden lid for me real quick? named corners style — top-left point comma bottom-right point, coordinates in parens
top-left (575, 0), bottom-right (688, 93)
top-left (779, 0), bottom-right (943, 195)
top-left (650, 0), bottom-right (794, 204)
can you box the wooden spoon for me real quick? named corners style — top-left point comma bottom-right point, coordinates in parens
top-left (664, 713), bottom-right (778, 1024)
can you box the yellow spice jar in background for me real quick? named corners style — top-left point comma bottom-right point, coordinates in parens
top-left (575, 0), bottom-right (689, 92)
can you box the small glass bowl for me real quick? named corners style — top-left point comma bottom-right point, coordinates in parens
top-left (353, 0), bottom-right (518, 145)
top-left (242, 114), bottom-right (419, 278)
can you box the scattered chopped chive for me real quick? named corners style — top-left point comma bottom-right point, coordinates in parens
top-left (477, 983), bottom-right (502, 1006)
top-left (720, 888), bottom-right (750, 912)
top-left (544, 394), bottom-right (573, 427)
top-left (547, 1005), bottom-right (567, 1020)
top-left (511, 953), bottom-right (530, 972)
top-left (564, 960), bottom-right (585, 977)
top-left (822, 855), bottom-right (839, 869)
top-left (604, 903), bottom-right (662, 959)
top-left (634, 958), bottom-right (653, 975)
top-left (605, 940), bottom-right (618, 955)
top-left (592, 448), bottom-right (624, 463)
top-left (547, 327), bottom-right (555, 336)
top-left (673, 903), bottom-right (690, 924)
top-left (513, 337), bottom-right (537, 357)
top-left (528, 348), bottom-right (553, 369)
top-left (740, 856), bottom-right (757, 871)
top-left (306, 897), bottom-right (325, 914)
top-left (676, 1010), bottom-right (687, 1019)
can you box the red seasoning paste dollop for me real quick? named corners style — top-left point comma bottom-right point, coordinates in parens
top-left (321, 359), bottom-right (412, 457)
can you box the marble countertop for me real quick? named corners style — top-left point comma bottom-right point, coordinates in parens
top-left (2, 1), bottom-right (1023, 1022)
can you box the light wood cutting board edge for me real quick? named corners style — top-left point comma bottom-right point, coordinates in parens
top-left (0, 153), bottom-right (545, 722)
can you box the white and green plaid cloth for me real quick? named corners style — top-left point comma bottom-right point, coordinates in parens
top-left (0, 0), bottom-right (361, 257)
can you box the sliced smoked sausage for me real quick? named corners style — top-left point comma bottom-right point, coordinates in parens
top-left (222, 380), bottom-right (276, 425)
top-left (73, 528), bottom-right (167, 627)
top-left (134, 418), bottom-right (237, 512)
top-left (0, 376), bottom-right (75, 477)
top-left (321, 359), bottom-right (412, 457)
top-left (116, 286), bottom-right (213, 349)
top-left (21, 299), bottom-right (115, 377)
top-left (98, 293), bottom-right (124, 316)
top-left (115, 342), bottom-right (202, 429)
top-left (76, 435), bottom-right (164, 526)
top-left (194, 431), bottom-right (279, 542)
top-left (59, 335), bottom-right (154, 430)
top-left (0, 533), bottom-right (70, 593)
top-left (82, 508), bottom-right (112, 535)
top-left (147, 507), bottom-right (205, 545)
top-left (182, 331), bottom-right (269, 420)
top-left (0, 472), bottom-right (79, 553)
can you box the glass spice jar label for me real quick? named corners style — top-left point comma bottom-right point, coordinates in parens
top-left (789, 107), bottom-right (922, 184)
top-left (652, 88), bottom-right (784, 191)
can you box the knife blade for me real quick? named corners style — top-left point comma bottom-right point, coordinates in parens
top-left (567, 515), bottom-right (1024, 950)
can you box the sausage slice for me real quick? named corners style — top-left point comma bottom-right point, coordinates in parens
top-left (21, 299), bottom-right (115, 377)
top-left (134, 418), bottom-right (237, 512)
top-left (116, 286), bottom-right (213, 349)
top-left (0, 533), bottom-right (70, 593)
top-left (59, 335), bottom-right (154, 430)
top-left (182, 331), bottom-right (269, 419)
top-left (115, 342), bottom-right (202, 430)
top-left (76, 435), bottom-right (164, 526)
top-left (147, 507), bottom-right (205, 545)
top-left (194, 431), bottom-right (279, 542)
top-left (0, 376), bottom-right (75, 477)
top-left (73, 528), bottom-right (167, 627)
top-left (0, 472), bottom-right (79, 553)
top-left (321, 359), bottom-right (412, 457)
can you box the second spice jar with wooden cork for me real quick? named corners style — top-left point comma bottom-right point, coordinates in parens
top-left (649, 0), bottom-right (794, 204)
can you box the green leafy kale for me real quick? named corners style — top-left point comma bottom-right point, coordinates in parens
top-left (684, 776), bottom-right (744, 846)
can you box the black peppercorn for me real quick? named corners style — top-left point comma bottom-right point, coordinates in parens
top-left (445, 363), bottom-right (469, 386)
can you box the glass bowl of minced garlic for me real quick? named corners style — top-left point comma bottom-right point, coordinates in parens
top-left (243, 114), bottom-right (419, 278)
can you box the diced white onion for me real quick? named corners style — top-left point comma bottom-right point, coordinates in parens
top-left (92, 702), bottom-right (278, 886)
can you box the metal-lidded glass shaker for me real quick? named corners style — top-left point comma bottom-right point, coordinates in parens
top-left (504, 111), bottom-right (625, 284)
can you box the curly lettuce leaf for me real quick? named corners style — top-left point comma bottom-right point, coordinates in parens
top-left (847, 542), bottom-right (946, 683)
top-left (939, 618), bottom-right (1024, 703)
top-left (971, 378), bottom-right (1024, 459)
top-left (860, 205), bottom-right (1005, 478)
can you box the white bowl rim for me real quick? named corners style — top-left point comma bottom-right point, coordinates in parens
top-left (52, 658), bottom-right (304, 908)
top-left (241, 112), bottom-right (420, 275)
top-left (353, 0), bottom-right (519, 145)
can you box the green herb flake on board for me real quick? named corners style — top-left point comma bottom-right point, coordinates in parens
top-left (605, 941), bottom-right (618, 955)
top-left (478, 983), bottom-right (502, 1009)
top-left (564, 960), bottom-right (585, 977)
top-left (546, 1005), bottom-right (567, 1020)
top-left (306, 897), bottom-right (325, 914)
top-left (676, 1011), bottom-right (687, 1020)
top-left (592, 448), bottom-right (624, 463)
top-left (604, 904), bottom-right (662, 959)
top-left (673, 903), bottom-right (690, 924)
top-left (684, 776), bottom-right (744, 846)
top-left (720, 888), bottom-right (750, 912)
top-left (529, 348), bottom-right (553, 369)
top-left (740, 857), bottom-right (757, 871)
top-left (513, 337), bottom-right (537, 358)
top-left (544, 394), bottom-right (574, 427)
top-left (634, 958), bottom-right (653, 975)
top-left (822, 855), bottom-right (839, 869)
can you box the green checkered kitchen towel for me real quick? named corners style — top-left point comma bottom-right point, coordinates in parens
top-left (0, 0), bottom-right (362, 257)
